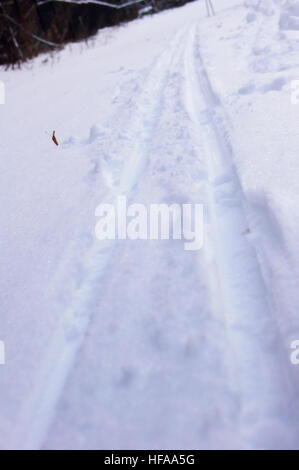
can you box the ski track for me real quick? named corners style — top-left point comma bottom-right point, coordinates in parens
top-left (184, 23), bottom-right (298, 448)
top-left (10, 18), bottom-right (299, 450)
top-left (10, 28), bottom-right (187, 451)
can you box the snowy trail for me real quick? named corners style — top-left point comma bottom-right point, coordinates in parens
top-left (11, 28), bottom-right (187, 451)
top-left (6, 3), bottom-right (299, 450)
top-left (42, 23), bottom-right (237, 450)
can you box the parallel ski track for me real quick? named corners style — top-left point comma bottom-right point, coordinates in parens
top-left (11, 19), bottom-right (298, 450)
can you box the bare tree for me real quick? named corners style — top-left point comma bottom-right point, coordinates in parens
top-left (0, 0), bottom-right (197, 66)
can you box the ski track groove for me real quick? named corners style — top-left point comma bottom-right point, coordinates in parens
top-left (10, 28), bottom-right (187, 451)
top-left (184, 23), bottom-right (297, 447)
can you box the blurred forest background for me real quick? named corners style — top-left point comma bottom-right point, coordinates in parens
top-left (0, 0), bottom-right (196, 66)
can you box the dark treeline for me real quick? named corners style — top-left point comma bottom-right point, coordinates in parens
top-left (0, 0), bottom-right (195, 66)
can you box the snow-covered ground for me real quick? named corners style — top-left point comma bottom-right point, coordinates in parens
top-left (0, 0), bottom-right (299, 450)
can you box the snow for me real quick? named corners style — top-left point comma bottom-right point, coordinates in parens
top-left (0, 0), bottom-right (299, 450)
top-left (280, 0), bottom-right (299, 30)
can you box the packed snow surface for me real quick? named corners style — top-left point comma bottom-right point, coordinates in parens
top-left (0, 0), bottom-right (299, 449)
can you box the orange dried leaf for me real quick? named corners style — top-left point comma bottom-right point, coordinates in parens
top-left (52, 130), bottom-right (59, 146)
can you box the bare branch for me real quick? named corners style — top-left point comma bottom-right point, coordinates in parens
top-left (1, 13), bottom-right (59, 46)
top-left (1, 0), bottom-right (148, 9)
